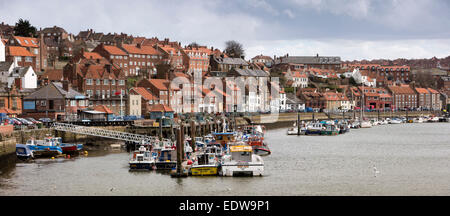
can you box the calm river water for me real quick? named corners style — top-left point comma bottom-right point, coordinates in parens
top-left (1, 123), bottom-right (449, 196)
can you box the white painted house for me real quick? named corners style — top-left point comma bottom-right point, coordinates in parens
top-left (0, 35), bottom-right (5, 62)
top-left (352, 68), bottom-right (376, 87)
top-left (8, 66), bottom-right (37, 89)
top-left (0, 61), bottom-right (15, 83)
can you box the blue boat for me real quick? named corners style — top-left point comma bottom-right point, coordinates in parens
top-left (16, 144), bottom-right (34, 160)
top-left (25, 137), bottom-right (63, 158)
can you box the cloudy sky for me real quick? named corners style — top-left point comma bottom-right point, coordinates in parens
top-left (1, 0), bottom-right (449, 60)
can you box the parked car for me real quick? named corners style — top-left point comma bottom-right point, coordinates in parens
top-left (8, 118), bottom-right (21, 125)
top-left (39, 118), bottom-right (53, 123)
top-left (26, 118), bottom-right (42, 124)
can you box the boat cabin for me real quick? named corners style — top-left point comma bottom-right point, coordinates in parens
top-left (158, 149), bottom-right (176, 162)
top-left (212, 132), bottom-right (236, 148)
top-left (229, 145), bottom-right (253, 162)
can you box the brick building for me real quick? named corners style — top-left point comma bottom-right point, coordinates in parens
top-left (92, 44), bottom-right (129, 75)
top-left (120, 44), bottom-right (162, 77)
top-left (63, 58), bottom-right (127, 115)
top-left (7, 36), bottom-right (47, 71)
top-left (129, 87), bottom-right (159, 117)
top-left (182, 45), bottom-right (212, 77)
top-left (22, 81), bottom-right (88, 120)
top-left (5, 46), bottom-right (36, 69)
top-left (274, 54), bottom-right (341, 70)
top-left (387, 85), bottom-right (417, 110)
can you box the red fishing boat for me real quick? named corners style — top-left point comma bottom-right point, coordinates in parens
top-left (242, 125), bottom-right (271, 156)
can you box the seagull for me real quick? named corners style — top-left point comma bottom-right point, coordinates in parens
top-left (373, 165), bottom-right (380, 177)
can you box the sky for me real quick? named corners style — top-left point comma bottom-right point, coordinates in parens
top-left (1, 0), bottom-right (449, 61)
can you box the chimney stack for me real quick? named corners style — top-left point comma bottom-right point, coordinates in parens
top-left (62, 80), bottom-right (70, 92)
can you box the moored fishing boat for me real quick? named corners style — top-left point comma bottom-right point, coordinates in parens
top-left (389, 118), bottom-right (403, 124)
top-left (155, 147), bottom-right (177, 170)
top-left (60, 143), bottom-right (83, 154)
top-left (287, 122), bottom-right (306, 135)
top-left (129, 145), bottom-right (156, 170)
top-left (321, 124), bottom-right (340, 135)
top-left (16, 144), bottom-right (34, 160)
top-left (220, 145), bottom-right (264, 177)
top-left (190, 148), bottom-right (220, 176)
top-left (305, 122), bottom-right (324, 135)
top-left (26, 137), bottom-right (63, 158)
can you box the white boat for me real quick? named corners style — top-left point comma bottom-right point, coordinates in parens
top-left (220, 145), bottom-right (264, 177)
top-left (129, 145), bottom-right (156, 170)
top-left (379, 119), bottom-right (389, 125)
top-left (360, 121), bottom-right (372, 128)
top-left (428, 116), bottom-right (439, 122)
top-left (305, 122), bottom-right (324, 135)
top-left (390, 118), bottom-right (403, 124)
top-left (287, 122), bottom-right (306, 135)
top-left (413, 117), bottom-right (424, 123)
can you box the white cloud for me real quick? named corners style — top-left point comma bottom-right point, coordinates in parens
top-left (290, 0), bottom-right (372, 19)
top-left (283, 9), bottom-right (295, 19)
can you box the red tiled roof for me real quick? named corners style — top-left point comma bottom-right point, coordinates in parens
top-left (41, 69), bottom-right (63, 81)
top-left (149, 104), bottom-right (174, 112)
top-left (131, 87), bottom-right (158, 101)
top-left (93, 105), bottom-right (114, 114)
top-left (8, 46), bottom-right (35, 56)
top-left (388, 85), bottom-right (415, 94)
top-left (149, 79), bottom-right (169, 90)
top-left (415, 88), bottom-right (429, 94)
top-left (13, 36), bottom-right (39, 48)
top-left (122, 44), bottom-right (159, 55)
top-left (427, 88), bottom-right (439, 94)
top-left (103, 45), bottom-right (127, 55)
top-left (83, 52), bottom-right (103, 60)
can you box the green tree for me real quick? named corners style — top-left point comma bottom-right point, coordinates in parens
top-left (224, 40), bottom-right (245, 58)
top-left (14, 19), bottom-right (37, 37)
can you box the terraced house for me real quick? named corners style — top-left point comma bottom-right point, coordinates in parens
top-left (182, 45), bottom-right (212, 77)
top-left (63, 57), bottom-right (127, 115)
top-left (387, 85), bottom-right (417, 110)
top-left (6, 36), bottom-right (47, 71)
top-left (92, 44), bottom-right (129, 75)
top-left (119, 43), bottom-right (162, 77)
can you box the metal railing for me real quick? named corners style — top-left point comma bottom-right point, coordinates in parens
top-left (52, 122), bottom-right (156, 145)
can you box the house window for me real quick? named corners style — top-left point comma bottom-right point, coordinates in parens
top-left (71, 100), bottom-right (77, 106)
top-left (111, 79), bottom-right (115, 85)
top-left (104, 79), bottom-right (109, 85)
top-left (86, 79), bottom-right (93, 85)
top-left (96, 79), bottom-right (101, 85)
top-left (119, 80), bottom-right (125, 85)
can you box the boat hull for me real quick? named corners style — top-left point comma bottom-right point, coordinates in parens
top-left (16, 144), bottom-right (34, 160)
top-left (155, 161), bottom-right (177, 170)
top-left (220, 164), bottom-right (264, 177)
top-left (190, 166), bottom-right (218, 176)
top-left (129, 162), bottom-right (155, 170)
top-left (28, 145), bottom-right (62, 158)
top-left (253, 147), bottom-right (271, 156)
top-left (321, 131), bottom-right (339, 136)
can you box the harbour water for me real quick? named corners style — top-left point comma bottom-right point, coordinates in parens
top-left (1, 123), bottom-right (449, 195)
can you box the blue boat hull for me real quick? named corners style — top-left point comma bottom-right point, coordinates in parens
top-left (16, 144), bottom-right (33, 160)
top-left (28, 145), bottom-right (63, 158)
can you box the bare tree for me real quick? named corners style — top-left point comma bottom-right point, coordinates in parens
top-left (224, 40), bottom-right (245, 58)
